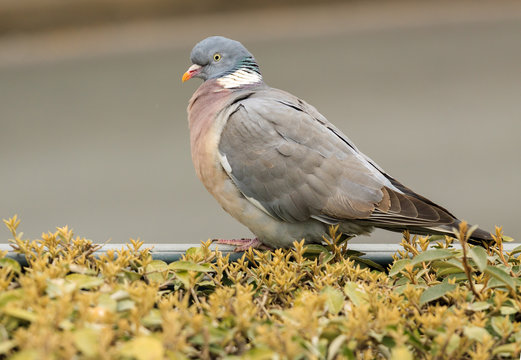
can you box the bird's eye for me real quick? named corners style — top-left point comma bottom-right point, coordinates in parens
top-left (213, 53), bottom-right (222, 62)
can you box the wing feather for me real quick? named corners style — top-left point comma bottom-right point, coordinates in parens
top-left (218, 88), bottom-right (457, 229)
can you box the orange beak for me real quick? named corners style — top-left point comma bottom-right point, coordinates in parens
top-left (182, 64), bottom-right (202, 82)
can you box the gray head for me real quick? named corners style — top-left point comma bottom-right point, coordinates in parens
top-left (182, 36), bottom-right (260, 82)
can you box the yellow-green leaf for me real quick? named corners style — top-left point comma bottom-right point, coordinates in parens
top-left (0, 258), bottom-right (21, 274)
top-left (322, 286), bottom-right (344, 314)
top-left (66, 274), bottom-right (104, 289)
top-left (500, 305), bottom-right (517, 315)
top-left (98, 293), bottom-right (117, 313)
top-left (510, 244), bottom-right (521, 255)
top-left (146, 260), bottom-right (168, 283)
top-left (0, 289), bottom-right (23, 308)
top-left (389, 259), bottom-right (410, 277)
top-left (434, 259), bottom-right (465, 276)
top-left (168, 261), bottom-right (211, 272)
top-left (464, 325), bottom-right (490, 342)
top-left (420, 283), bottom-right (456, 305)
top-left (492, 343), bottom-right (517, 356)
top-left (484, 266), bottom-right (515, 290)
top-left (446, 334), bottom-right (461, 355)
top-left (46, 278), bottom-right (76, 298)
top-left (469, 246), bottom-right (487, 272)
top-left (73, 328), bottom-right (99, 357)
top-left (391, 345), bottom-right (413, 360)
top-left (411, 249), bottom-right (454, 266)
top-left (117, 299), bottom-right (135, 312)
top-left (120, 269), bottom-right (141, 282)
top-left (344, 282), bottom-right (369, 307)
top-left (2, 306), bottom-right (37, 322)
top-left (350, 256), bottom-right (384, 271)
top-left (111, 290), bottom-right (130, 301)
top-left (502, 235), bottom-right (514, 242)
top-left (468, 301), bottom-right (491, 311)
top-left (174, 270), bottom-right (191, 289)
top-left (303, 244), bottom-right (329, 254)
top-left (142, 309), bottom-right (162, 327)
top-left (119, 336), bottom-right (164, 360)
top-left (490, 316), bottom-right (513, 337)
top-left (327, 335), bottom-right (348, 360)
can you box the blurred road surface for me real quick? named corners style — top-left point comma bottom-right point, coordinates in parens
top-left (1, 1), bottom-right (520, 244)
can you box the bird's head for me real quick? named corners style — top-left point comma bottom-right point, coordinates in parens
top-left (182, 36), bottom-right (261, 83)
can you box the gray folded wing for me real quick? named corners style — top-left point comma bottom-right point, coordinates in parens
top-left (218, 88), bottom-right (455, 227)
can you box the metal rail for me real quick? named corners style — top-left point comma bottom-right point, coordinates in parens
top-left (1, 243), bottom-right (518, 268)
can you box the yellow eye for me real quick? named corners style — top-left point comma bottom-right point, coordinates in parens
top-left (213, 53), bottom-right (222, 62)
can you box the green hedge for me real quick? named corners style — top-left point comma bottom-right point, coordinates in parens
top-left (0, 216), bottom-right (520, 359)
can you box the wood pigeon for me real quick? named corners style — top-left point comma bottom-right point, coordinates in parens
top-left (182, 36), bottom-right (493, 250)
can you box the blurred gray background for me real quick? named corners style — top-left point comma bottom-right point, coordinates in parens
top-left (1, 0), bottom-right (520, 244)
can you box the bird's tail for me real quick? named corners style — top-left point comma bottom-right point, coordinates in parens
top-left (426, 220), bottom-right (494, 246)
top-left (466, 226), bottom-right (495, 246)
top-left (377, 221), bottom-right (494, 247)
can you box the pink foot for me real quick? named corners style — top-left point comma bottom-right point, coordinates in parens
top-left (214, 238), bottom-right (270, 252)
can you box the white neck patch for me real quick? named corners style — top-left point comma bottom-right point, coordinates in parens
top-left (217, 69), bottom-right (262, 89)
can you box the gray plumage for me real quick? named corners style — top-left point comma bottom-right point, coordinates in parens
top-left (184, 36), bottom-right (493, 248)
